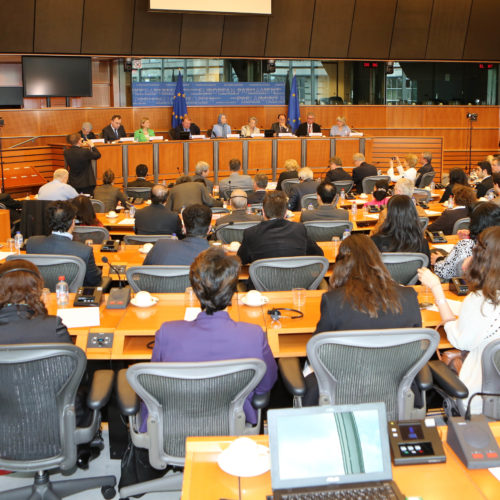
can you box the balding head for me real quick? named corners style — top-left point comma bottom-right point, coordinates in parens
top-left (394, 178), bottom-right (415, 197)
top-left (53, 169), bottom-right (69, 183)
top-left (230, 189), bottom-right (248, 210)
top-left (151, 184), bottom-right (169, 205)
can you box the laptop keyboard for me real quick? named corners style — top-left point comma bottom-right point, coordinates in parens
top-left (279, 482), bottom-right (400, 500)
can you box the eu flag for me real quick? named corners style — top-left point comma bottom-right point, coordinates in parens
top-left (288, 75), bottom-right (300, 133)
top-left (172, 72), bottom-right (188, 128)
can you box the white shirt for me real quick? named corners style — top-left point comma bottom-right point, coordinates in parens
top-left (38, 179), bottom-right (79, 201)
top-left (387, 165), bottom-right (417, 183)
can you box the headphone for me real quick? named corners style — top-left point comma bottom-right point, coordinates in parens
top-left (267, 308), bottom-right (303, 321)
top-left (0, 267), bottom-right (40, 279)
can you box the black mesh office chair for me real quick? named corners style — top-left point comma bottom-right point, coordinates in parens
top-left (418, 171), bottom-right (435, 188)
top-left (123, 234), bottom-right (176, 245)
top-left (381, 252), bottom-right (429, 285)
top-left (362, 176), bottom-right (390, 194)
top-left (281, 179), bottom-right (300, 198)
top-left (73, 226), bottom-right (110, 244)
top-left (126, 187), bottom-right (152, 200)
top-left (90, 199), bottom-right (105, 213)
top-left (304, 220), bottom-right (353, 242)
top-left (126, 265), bottom-right (191, 293)
top-left (215, 221), bottom-right (260, 244)
top-left (332, 180), bottom-right (354, 194)
top-left (452, 217), bottom-right (470, 235)
top-left (301, 194), bottom-right (319, 210)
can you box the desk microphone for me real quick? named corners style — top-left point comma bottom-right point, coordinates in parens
top-left (176, 166), bottom-right (181, 176)
top-left (102, 256), bottom-right (131, 309)
top-left (101, 256), bottom-right (123, 288)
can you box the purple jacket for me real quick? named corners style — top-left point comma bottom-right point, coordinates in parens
top-left (140, 310), bottom-right (278, 431)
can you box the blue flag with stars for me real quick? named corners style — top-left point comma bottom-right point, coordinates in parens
top-left (171, 72), bottom-right (188, 128)
top-left (288, 75), bottom-right (300, 133)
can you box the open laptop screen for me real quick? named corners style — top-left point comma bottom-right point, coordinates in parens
top-left (268, 403), bottom-right (392, 490)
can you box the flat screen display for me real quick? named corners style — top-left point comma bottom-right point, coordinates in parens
top-left (22, 56), bottom-right (92, 97)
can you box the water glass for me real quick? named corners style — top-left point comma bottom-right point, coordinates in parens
top-left (292, 288), bottom-right (306, 309)
top-left (7, 238), bottom-right (15, 251)
top-left (85, 239), bottom-right (93, 247)
top-left (331, 236), bottom-right (341, 257)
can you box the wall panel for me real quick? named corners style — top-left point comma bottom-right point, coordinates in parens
top-left (0, 1), bottom-right (35, 53)
top-left (221, 15), bottom-right (268, 57)
top-left (179, 14), bottom-right (224, 56)
top-left (463, 0), bottom-right (500, 61)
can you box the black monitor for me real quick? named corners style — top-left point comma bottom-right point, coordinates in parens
top-left (179, 131), bottom-right (191, 140)
top-left (22, 56), bottom-right (92, 97)
top-left (0, 87), bottom-right (23, 108)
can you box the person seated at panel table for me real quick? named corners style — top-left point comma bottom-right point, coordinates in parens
top-left (171, 115), bottom-right (201, 140)
top-left (475, 161), bottom-right (494, 199)
top-left (72, 195), bottom-right (103, 227)
top-left (211, 114), bottom-right (232, 138)
top-left (144, 204), bottom-right (211, 266)
top-left (276, 158), bottom-right (300, 191)
top-left (240, 116), bottom-right (260, 137)
top-left (166, 176), bottom-right (221, 213)
top-left (218, 158), bottom-right (253, 197)
top-left (324, 156), bottom-right (352, 184)
top-left (134, 184), bottom-right (183, 236)
top-left (371, 194), bottom-right (431, 263)
top-left (38, 168), bottom-right (79, 201)
top-left (93, 169), bottom-right (129, 213)
top-left (300, 182), bottom-right (349, 223)
top-left (78, 121), bottom-right (96, 141)
top-left (271, 113), bottom-right (293, 136)
top-left (247, 174), bottom-right (268, 205)
top-left (387, 154), bottom-right (418, 184)
top-left (133, 117), bottom-right (155, 142)
top-left (288, 167), bottom-right (320, 211)
top-left (295, 113), bottom-right (322, 137)
top-left (215, 189), bottom-right (262, 228)
top-left (127, 164), bottom-right (154, 189)
top-left (363, 179), bottom-right (391, 209)
top-left (101, 114), bottom-right (127, 143)
top-left (415, 152), bottom-right (434, 187)
top-left (418, 226), bottom-right (500, 415)
top-left (329, 116), bottom-right (351, 137)
top-left (26, 201), bottom-right (102, 287)
top-left (428, 185), bottom-right (476, 235)
top-left (433, 202), bottom-right (500, 280)
top-left (352, 152), bottom-right (377, 193)
top-left (439, 168), bottom-right (469, 203)
top-left (192, 161), bottom-right (214, 194)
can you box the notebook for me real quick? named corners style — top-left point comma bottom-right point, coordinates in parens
top-left (268, 403), bottom-right (404, 499)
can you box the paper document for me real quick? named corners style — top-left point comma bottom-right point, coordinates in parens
top-left (432, 244), bottom-right (455, 253)
top-left (427, 299), bottom-right (462, 315)
top-left (0, 251), bottom-right (16, 261)
top-left (425, 210), bottom-right (441, 216)
top-left (57, 307), bottom-right (100, 328)
top-left (118, 218), bottom-right (136, 225)
top-left (184, 307), bottom-right (202, 321)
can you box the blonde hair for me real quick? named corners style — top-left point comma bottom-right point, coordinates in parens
top-left (336, 116), bottom-right (346, 125)
top-left (140, 117), bottom-right (150, 128)
top-left (353, 153), bottom-right (365, 163)
top-left (53, 169), bottom-right (69, 181)
top-left (298, 167), bottom-right (314, 180)
top-left (405, 154), bottom-right (418, 169)
top-left (284, 159), bottom-right (299, 172)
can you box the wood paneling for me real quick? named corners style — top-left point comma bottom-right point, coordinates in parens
top-left (0, 1), bottom-right (35, 53)
top-left (426, 0), bottom-right (473, 60)
top-left (221, 15), bottom-right (268, 57)
top-left (187, 141), bottom-right (213, 173)
top-left (127, 144), bottom-right (153, 177)
top-left (335, 139), bottom-right (364, 168)
top-left (247, 140), bottom-right (272, 177)
top-left (95, 145), bottom-right (123, 181)
top-left (158, 142), bottom-right (183, 178)
top-left (179, 14), bottom-right (224, 57)
top-left (218, 140), bottom-right (243, 176)
top-left (463, 0), bottom-right (500, 61)
top-left (276, 139), bottom-right (301, 169)
top-left (348, 0), bottom-right (397, 59)
top-left (390, 0), bottom-right (433, 60)
top-left (306, 139), bottom-right (330, 167)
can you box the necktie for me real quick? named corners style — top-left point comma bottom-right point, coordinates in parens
top-left (114, 127), bottom-right (119, 139)
top-left (308, 124), bottom-right (312, 135)
top-left (222, 125), bottom-right (227, 138)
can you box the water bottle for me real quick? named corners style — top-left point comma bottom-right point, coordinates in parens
top-left (448, 195), bottom-right (454, 209)
top-left (342, 229), bottom-right (351, 240)
top-left (351, 202), bottom-right (357, 217)
top-left (340, 189), bottom-right (346, 202)
top-left (307, 203), bottom-right (314, 210)
top-left (14, 231), bottom-right (23, 254)
top-left (129, 205), bottom-right (136, 217)
top-left (430, 181), bottom-right (436, 191)
top-left (56, 276), bottom-right (69, 307)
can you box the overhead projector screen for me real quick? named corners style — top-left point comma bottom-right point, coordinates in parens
top-left (149, 0), bottom-right (271, 15)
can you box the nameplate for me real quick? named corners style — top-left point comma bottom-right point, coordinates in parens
top-left (226, 134), bottom-right (241, 139)
top-left (250, 133), bottom-right (265, 138)
top-left (92, 138), bottom-right (105, 144)
top-left (119, 137), bottom-right (135, 143)
top-left (191, 135), bottom-right (207, 140)
top-left (149, 136), bottom-right (164, 141)
top-left (308, 133), bottom-right (323, 137)
top-left (278, 133), bottom-right (294, 137)
top-left (350, 132), bottom-right (364, 137)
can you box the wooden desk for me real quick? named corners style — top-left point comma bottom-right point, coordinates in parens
top-left (182, 424), bottom-right (500, 500)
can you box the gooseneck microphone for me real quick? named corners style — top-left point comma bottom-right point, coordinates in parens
top-left (101, 255), bottom-right (123, 288)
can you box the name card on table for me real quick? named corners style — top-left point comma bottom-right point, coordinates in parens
top-left (350, 132), bottom-right (364, 137)
top-left (91, 139), bottom-right (105, 144)
top-left (226, 134), bottom-right (241, 139)
top-left (119, 137), bottom-right (135, 143)
top-left (308, 133), bottom-right (323, 137)
top-left (278, 133), bottom-right (294, 137)
top-left (118, 218), bottom-right (136, 225)
top-left (250, 133), bottom-right (265, 138)
top-left (149, 136), bottom-right (164, 141)
top-left (57, 307), bottom-right (100, 328)
top-left (191, 135), bottom-right (208, 140)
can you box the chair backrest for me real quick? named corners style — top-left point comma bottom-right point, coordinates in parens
top-left (126, 359), bottom-right (266, 467)
top-left (413, 188), bottom-right (432, 203)
top-left (221, 189), bottom-right (254, 201)
top-left (332, 180), bottom-right (354, 194)
top-left (72, 225), bottom-right (110, 244)
top-left (304, 220), bottom-right (353, 242)
top-left (20, 200), bottom-right (53, 238)
top-left (418, 217), bottom-right (429, 232)
top-left (249, 256), bottom-right (329, 291)
top-left (418, 171), bottom-right (435, 188)
top-left (0, 202), bottom-right (7, 210)
top-left (90, 199), bottom-right (105, 213)
top-left (481, 339), bottom-right (500, 420)
top-left (215, 221), bottom-right (260, 244)
top-left (126, 265), bottom-right (191, 293)
top-left (301, 194), bottom-right (318, 210)
top-left (307, 329), bottom-right (439, 421)
top-left (362, 175), bottom-right (390, 194)
top-left (380, 252), bottom-right (429, 285)
top-left (0, 343), bottom-right (86, 472)
top-left (123, 234), bottom-right (176, 245)
top-left (281, 178), bottom-right (300, 197)
top-left (7, 254), bottom-right (86, 292)
top-left (126, 187), bottom-right (152, 200)
top-left (211, 207), bottom-right (230, 214)
top-left (452, 217), bottom-right (470, 235)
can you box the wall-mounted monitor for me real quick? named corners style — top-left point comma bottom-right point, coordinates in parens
top-left (149, 0), bottom-right (271, 15)
top-left (22, 56), bottom-right (92, 97)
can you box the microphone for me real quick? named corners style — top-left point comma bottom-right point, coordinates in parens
top-left (465, 392), bottom-right (500, 421)
top-left (101, 255), bottom-right (123, 288)
top-left (102, 255), bottom-right (131, 309)
top-left (176, 166), bottom-right (181, 176)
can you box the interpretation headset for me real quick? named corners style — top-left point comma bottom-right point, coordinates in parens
top-left (267, 307), bottom-right (304, 321)
top-left (0, 267), bottom-right (40, 279)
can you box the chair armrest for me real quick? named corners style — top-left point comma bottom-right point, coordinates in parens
top-left (87, 369), bottom-right (115, 410)
top-left (116, 368), bottom-right (140, 416)
top-left (251, 391), bottom-right (270, 409)
top-left (415, 364), bottom-right (433, 391)
top-left (428, 360), bottom-right (469, 399)
top-left (278, 357), bottom-right (306, 397)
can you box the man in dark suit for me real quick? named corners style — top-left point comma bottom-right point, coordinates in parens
top-left (215, 189), bottom-right (261, 227)
top-left (237, 191), bottom-right (323, 266)
top-left (127, 164), bottom-right (154, 188)
top-left (271, 113), bottom-right (293, 135)
top-left (476, 161), bottom-right (494, 198)
top-left (324, 157), bottom-right (352, 183)
top-left (144, 204), bottom-right (211, 266)
top-left (171, 116), bottom-right (201, 140)
top-left (63, 133), bottom-right (101, 196)
top-left (295, 113), bottom-right (322, 137)
top-left (352, 152), bottom-right (377, 193)
top-left (135, 184), bottom-right (183, 235)
top-left (288, 167), bottom-right (320, 211)
top-left (300, 182), bottom-right (349, 222)
top-left (101, 114), bottom-right (127, 143)
top-left (166, 176), bottom-right (221, 213)
top-left (415, 152), bottom-right (434, 187)
top-left (26, 201), bottom-right (102, 287)
top-left (247, 174), bottom-right (268, 205)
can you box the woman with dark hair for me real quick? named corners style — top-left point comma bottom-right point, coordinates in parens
top-left (419, 226), bottom-right (500, 414)
top-left (0, 259), bottom-right (71, 343)
top-left (93, 169), bottom-right (128, 212)
top-left (428, 184), bottom-right (477, 235)
top-left (316, 234), bottom-right (421, 332)
top-left (433, 202), bottom-right (500, 279)
top-left (440, 168), bottom-right (469, 203)
top-left (371, 194), bottom-right (431, 261)
top-left (72, 195), bottom-right (103, 227)
top-left (364, 179), bottom-right (390, 208)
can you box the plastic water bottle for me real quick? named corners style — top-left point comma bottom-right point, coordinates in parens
top-left (342, 229), bottom-right (351, 240)
top-left (129, 205), bottom-right (136, 217)
top-left (340, 189), bottom-right (346, 202)
top-left (351, 202), bottom-right (357, 217)
top-left (307, 203), bottom-right (314, 210)
top-left (448, 195), bottom-right (454, 209)
top-left (14, 231), bottom-right (23, 254)
top-left (56, 276), bottom-right (69, 307)
top-left (430, 181), bottom-right (436, 191)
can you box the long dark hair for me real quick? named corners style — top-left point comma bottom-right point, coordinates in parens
top-left (375, 195), bottom-right (424, 252)
top-left (330, 234), bottom-right (402, 318)
top-left (448, 168), bottom-right (469, 187)
top-left (72, 195), bottom-right (99, 226)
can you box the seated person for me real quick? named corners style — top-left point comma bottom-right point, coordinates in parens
top-left (329, 116), bottom-right (351, 137)
top-left (371, 195), bottom-right (430, 262)
top-left (211, 114), bottom-right (232, 138)
top-left (72, 195), bottom-right (103, 227)
top-left (192, 161), bottom-right (214, 194)
top-left (364, 179), bottom-right (390, 208)
top-left (171, 115), bottom-right (201, 140)
top-left (215, 189), bottom-right (261, 227)
top-left (101, 114), bottom-right (126, 142)
top-left (93, 169), bottom-right (129, 212)
top-left (387, 154), bottom-right (418, 184)
top-left (418, 226), bottom-right (500, 414)
top-left (415, 152), bottom-right (434, 187)
top-left (144, 204), bottom-right (211, 266)
top-left (288, 167), bottom-right (319, 211)
top-left (440, 168), bottom-right (469, 203)
top-left (295, 113), bottom-right (321, 137)
top-left (476, 161), bottom-right (494, 198)
top-left (240, 116), bottom-right (260, 137)
top-left (247, 174), bottom-right (268, 204)
top-left (134, 184), bottom-right (183, 236)
top-left (166, 176), bottom-right (221, 213)
top-left (271, 113), bottom-right (292, 135)
top-left (300, 182), bottom-right (349, 222)
top-left (493, 173), bottom-right (500, 205)
top-left (324, 156), bottom-right (352, 184)
top-left (134, 117), bottom-right (155, 142)
top-left (428, 185), bottom-right (476, 235)
top-left (127, 164), bottom-right (154, 188)
top-left (26, 201), bottom-right (102, 286)
top-left (218, 159), bottom-right (253, 196)
top-left (79, 121), bottom-right (96, 141)
top-left (38, 168), bottom-right (79, 201)
top-left (276, 158), bottom-right (299, 191)
top-left (352, 153), bottom-right (377, 193)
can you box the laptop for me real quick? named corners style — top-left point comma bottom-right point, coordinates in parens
top-left (179, 131), bottom-right (191, 140)
top-left (268, 403), bottom-right (404, 500)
